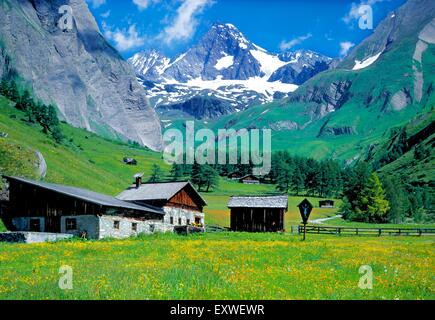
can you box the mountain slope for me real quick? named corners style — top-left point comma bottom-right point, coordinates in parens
top-left (202, 0), bottom-right (434, 174)
top-left (129, 23), bottom-right (331, 120)
top-left (0, 0), bottom-right (162, 150)
top-left (0, 95), bottom-right (167, 195)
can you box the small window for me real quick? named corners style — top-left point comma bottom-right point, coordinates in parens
top-left (65, 218), bottom-right (77, 231)
top-left (170, 217), bottom-right (174, 225)
top-left (30, 219), bottom-right (40, 232)
top-left (178, 218), bottom-right (182, 225)
top-left (114, 220), bottom-right (120, 229)
top-left (132, 222), bottom-right (137, 231)
top-left (187, 219), bottom-right (190, 225)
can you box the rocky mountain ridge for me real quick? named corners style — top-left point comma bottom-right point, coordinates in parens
top-left (0, 0), bottom-right (162, 150)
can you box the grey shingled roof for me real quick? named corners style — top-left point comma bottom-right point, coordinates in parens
top-left (116, 181), bottom-right (207, 206)
top-left (4, 176), bottom-right (164, 215)
top-left (228, 196), bottom-right (288, 209)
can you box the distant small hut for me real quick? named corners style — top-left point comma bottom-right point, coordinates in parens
top-left (319, 200), bottom-right (334, 208)
top-left (239, 174), bottom-right (260, 185)
top-left (228, 196), bottom-right (288, 232)
top-left (228, 172), bottom-right (243, 180)
top-left (123, 157), bottom-right (137, 165)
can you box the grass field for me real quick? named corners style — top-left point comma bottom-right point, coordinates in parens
top-left (0, 233), bottom-right (433, 300)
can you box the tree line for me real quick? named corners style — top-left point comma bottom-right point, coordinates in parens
top-left (0, 78), bottom-right (63, 143)
top-left (163, 150), bottom-right (433, 224)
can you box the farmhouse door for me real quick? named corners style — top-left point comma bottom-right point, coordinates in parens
top-left (45, 208), bottom-right (61, 233)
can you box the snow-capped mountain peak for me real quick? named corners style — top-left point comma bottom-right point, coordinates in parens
top-left (128, 49), bottom-right (170, 82)
top-left (129, 23), bottom-right (332, 120)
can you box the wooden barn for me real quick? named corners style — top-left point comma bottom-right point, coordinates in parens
top-left (239, 174), bottom-right (260, 185)
top-left (1, 176), bottom-right (167, 239)
top-left (228, 196), bottom-right (288, 232)
top-left (117, 179), bottom-right (207, 228)
top-left (228, 172), bottom-right (243, 180)
top-left (319, 200), bottom-right (335, 208)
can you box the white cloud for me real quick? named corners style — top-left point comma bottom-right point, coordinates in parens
top-left (133, 0), bottom-right (160, 11)
top-left (279, 33), bottom-right (312, 51)
top-left (103, 23), bottom-right (146, 52)
top-left (342, 0), bottom-right (389, 25)
top-left (339, 41), bottom-right (355, 56)
top-left (101, 10), bottom-right (111, 18)
top-left (87, 0), bottom-right (106, 9)
top-left (161, 0), bottom-right (214, 44)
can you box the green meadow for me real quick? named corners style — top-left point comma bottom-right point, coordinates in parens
top-left (1, 96), bottom-right (434, 300)
top-left (0, 233), bottom-right (433, 300)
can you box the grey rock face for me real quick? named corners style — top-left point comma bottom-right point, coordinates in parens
top-left (0, 0), bottom-right (162, 150)
top-left (35, 151), bottom-right (47, 179)
top-left (156, 96), bottom-right (233, 120)
top-left (290, 80), bottom-right (353, 117)
top-left (163, 23), bottom-right (264, 82)
top-left (391, 89), bottom-right (412, 110)
top-left (269, 120), bottom-right (299, 132)
top-left (270, 50), bottom-right (332, 85)
top-left (318, 126), bottom-right (356, 137)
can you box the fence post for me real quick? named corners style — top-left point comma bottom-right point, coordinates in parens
top-left (356, 228), bottom-right (358, 235)
top-left (378, 229), bottom-right (382, 237)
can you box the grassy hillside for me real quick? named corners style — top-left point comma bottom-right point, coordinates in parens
top-left (0, 95), bottom-right (169, 196)
top-left (0, 233), bottom-right (433, 299)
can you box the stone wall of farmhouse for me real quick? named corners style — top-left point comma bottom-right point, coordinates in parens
top-left (10, 210), bottom-right (203, 240)
top-left (98, 216), bottom-right (173, 239)
top-left (163, 207), bottom-right (205, 226)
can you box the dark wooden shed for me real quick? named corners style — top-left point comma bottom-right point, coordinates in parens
top-left (319, 200), bottom-right (335, 208)
top-left (228, 196), bottom-right (288, 232)
top-left (239, 174), bottom-right (260, 185)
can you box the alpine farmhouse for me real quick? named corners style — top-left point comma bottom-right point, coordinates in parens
top-left (0, 176), bottom-right (206, 240)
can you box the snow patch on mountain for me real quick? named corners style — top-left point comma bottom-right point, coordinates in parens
top-left (352, 52), bottom-right (383, 70)
top-left (215, 55), bottom-right (234, 70)
top-left (250, 50), bottom-right (288, 78)
top-left (182, 76), bottom-right (298, 97)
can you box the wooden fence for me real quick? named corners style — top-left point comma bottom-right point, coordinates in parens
top-left (206, 225), bottom-right (230, 232)
top-left (298, 225), bottom-right (435, 236)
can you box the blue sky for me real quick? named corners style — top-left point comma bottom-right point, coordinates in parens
top-left (86, 0), bottom-right (406, 59)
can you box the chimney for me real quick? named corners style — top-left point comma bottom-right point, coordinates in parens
top-left (134, 173), bottom-right (143, 188)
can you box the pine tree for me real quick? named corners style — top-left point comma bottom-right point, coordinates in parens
top-left (202, 165), bottom-right (219, 192)
top-left (290, 166), bottom-right (304, 195)
top-left (47, 104), bottom-right (60, 129)
top-left (191, 161), bottom-right (205, 191)
top-left (7, 80), bottom-right (20, 102)
top-left (381, 175), bottom-right (407, 223)
top-left (361, 173), bottom-right (390, 223)
top-left (0, 79), bottom-right (9, 96)
top-left (148, 164), bottom-right (162, 183)
top-left (51, 126), bottom-right (64, 144)
top-left (276, 161), bottom-right (291, 193)
top-left (170, 163), bottom-right (183, 181)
